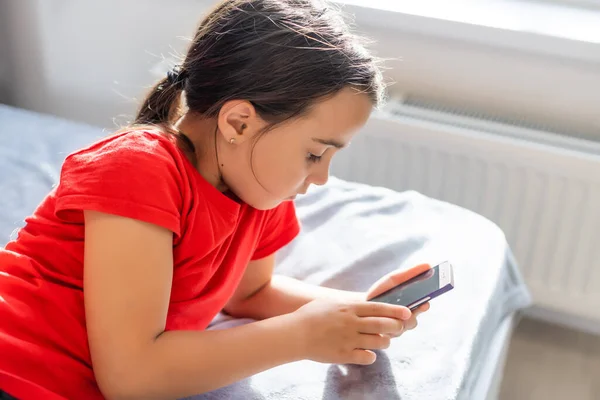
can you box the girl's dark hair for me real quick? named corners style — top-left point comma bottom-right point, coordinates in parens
top-left (135, 0), bottom-right (384, 129)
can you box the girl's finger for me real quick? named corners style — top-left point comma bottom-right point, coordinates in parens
top-left (402, 303), bottom-right (429, 331)
top-left (357, 333), bottom-right (391, 351)
top-left (367, 263), bottom-right (432, 299)
top-left (412, 302), bottom-right (430, 316)
top-left (357, 317), bottom-right (405, 335)
top-left (353, 302), bottom-right (411, 320)
top-left (405, 317), bottom-right (418, 330)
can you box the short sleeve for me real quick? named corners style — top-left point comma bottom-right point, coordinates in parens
top-left (54, 131), bottom-right (184, 236)
top-left (252, 200), bottom-right (301, 260)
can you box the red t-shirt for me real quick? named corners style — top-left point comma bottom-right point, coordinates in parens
top-left (0, 129), bottom-right (300, 399)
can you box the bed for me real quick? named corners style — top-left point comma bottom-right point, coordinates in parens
top-left (0, 104), bottom-right (531, 400)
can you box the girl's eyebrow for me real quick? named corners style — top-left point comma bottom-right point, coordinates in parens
top-left (312, 137), bottom-right (347, 149)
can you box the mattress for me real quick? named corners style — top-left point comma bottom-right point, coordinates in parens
top-left (0, 104), bottom-right (531, 399)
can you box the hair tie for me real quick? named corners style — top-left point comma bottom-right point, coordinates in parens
top-left (166, 65), bottom-right (187, 89)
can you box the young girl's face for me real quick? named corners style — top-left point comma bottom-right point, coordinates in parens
top-left (218, 88), bottom-right (373, 210)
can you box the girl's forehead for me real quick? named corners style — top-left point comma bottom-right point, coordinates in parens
top-left (307, 90), bottom-right (373, 130)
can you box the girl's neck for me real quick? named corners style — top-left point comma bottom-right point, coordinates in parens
top-left (174, 113), bottom-right (229, 193)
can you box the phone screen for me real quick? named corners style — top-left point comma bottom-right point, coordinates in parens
top-left (371, 266), bottom-right (440, 307)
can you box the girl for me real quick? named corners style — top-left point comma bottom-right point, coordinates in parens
top-left (0, 0), bottom-right (430, 399)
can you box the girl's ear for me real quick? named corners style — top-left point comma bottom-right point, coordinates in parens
top-left (217, 100), bottom-right (264, 145)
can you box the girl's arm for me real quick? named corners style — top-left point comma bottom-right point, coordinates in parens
top-left (84, 211), bottom-right (303, 399)
top-left (224, 255), bottom-right (431, 323)
top-left (224, 256), bottom-right (363, 320)
top-left (84, 210), bottom-right (406, 400)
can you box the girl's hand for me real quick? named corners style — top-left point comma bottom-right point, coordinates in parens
top-left (365, 263), bottom-right (432, 337)
top-left (291, 298), bottom-right (412, 365)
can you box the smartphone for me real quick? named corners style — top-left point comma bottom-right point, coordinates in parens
top-left (369, 261), bottom-right (454, 310)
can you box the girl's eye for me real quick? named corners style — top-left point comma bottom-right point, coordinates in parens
top-left (307, 153), bottom-right (322, 163)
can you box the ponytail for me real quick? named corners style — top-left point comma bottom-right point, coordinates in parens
top-left (134, 68), bottom-right (186, 126)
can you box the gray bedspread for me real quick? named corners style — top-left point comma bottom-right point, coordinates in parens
top-left (197, 179), bottom-right (531, 400)
top-left (0, 104), bottom-right (531, 400)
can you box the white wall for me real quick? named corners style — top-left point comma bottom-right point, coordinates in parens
top-left (2, 0), bottom-right (600, 138)
top-left (2, 0), bottom-right (213, 128)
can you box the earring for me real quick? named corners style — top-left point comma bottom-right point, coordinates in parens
top-left (229, 138), bottom-right (236, 144)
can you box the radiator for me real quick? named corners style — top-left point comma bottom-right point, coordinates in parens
top-left (331, 100), bottom-right (600, 324)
